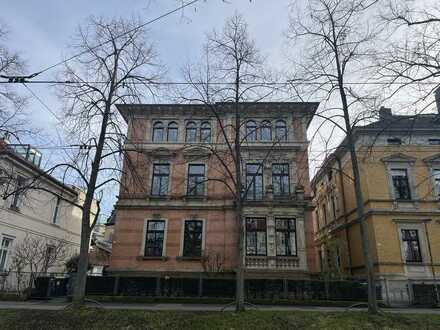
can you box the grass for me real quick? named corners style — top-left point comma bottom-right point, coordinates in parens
top-left (0, 309), bottom-right (439, 330)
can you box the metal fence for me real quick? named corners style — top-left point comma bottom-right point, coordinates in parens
top-left (2, 271), bottom-right (440, 306)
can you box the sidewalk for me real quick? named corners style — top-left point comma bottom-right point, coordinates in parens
top-left (1, 300), bottom-right (440, 314)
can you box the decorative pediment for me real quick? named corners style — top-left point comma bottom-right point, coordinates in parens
top-left (182, 146), bottom-right (211, 161)
top-left (381, 153), bottom-right (417, 164)
top-left (423, 154), bottom-right (440, 164)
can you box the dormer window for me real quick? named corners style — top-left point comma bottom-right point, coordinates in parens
top-left (152, 121), bottom-right (165, 142)
top-left (185, 122), bottom-right (197, 143)
top-left (167, 122), bottom-right (178, 142)
top-left (260, 120), bottom-right (272, 141)
top-left (387, 138), bottom-right (401, 145)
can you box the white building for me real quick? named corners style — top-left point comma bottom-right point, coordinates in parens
top-left (0, 142), bottom-right (92, 291)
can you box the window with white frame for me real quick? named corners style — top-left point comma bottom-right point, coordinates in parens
top-left (185, 121), bottom-right (197, 143)
top-left (10, 176), bottom-right (25, 210)
top-left (0, 237), bottom-right (13, 271)
top-left (246, 163), bottom-right (263, 200)
top-left (187, 164), bottom-right (205, 197)
top-left (272, 163), bottom-right (289, 198)
top-left (391, 168), bottom-right (412, 200)
top-left (275, 218), bottom-right (297, 256)
top-left (151, 164), bottom-right (170, 197)
top-left (246, 217), bottom-right (267, 256)
top-left (433, 169), bottom-right (440, 199)
top-left (144, 220), bottom-right (165, 257)
top-left (245, 120), bottom-right (257, 142)
top-left (152, 121), bottom-right (165, 142)
top-left (275, 120), bottom-right (287, 141)
top-left (167, 121), bottom-right (178, 142)
top-left (182, 220), bottom-right (203, 257)
top-left (401, 229), bottom-right (422, 263)
top-left (52, 197), bottom-right (61, 224)
top-left (200, 122), bottom-right (211, 143)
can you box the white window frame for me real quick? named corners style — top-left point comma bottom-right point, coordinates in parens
top-left (0, 235), bottom-right (14, 272)
top-left (140, 218), bottom-right (168, 257)
top-left (179, 218), bottom-right (206, 258)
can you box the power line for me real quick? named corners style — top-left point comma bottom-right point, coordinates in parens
top-left (22, 83), bottom-right (63, 122)
top-left (0, 0), bottom-right (202, 81)
top-left (2, 79), bottom-right (440, 86)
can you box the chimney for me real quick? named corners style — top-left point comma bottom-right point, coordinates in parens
top-left (435, 87), bottom-right (440, 114)
top-left (379, 106), bottom-right (392, 121)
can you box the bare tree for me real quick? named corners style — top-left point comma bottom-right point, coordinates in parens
top-left (10, 234), bottom-right (70, 294)
top-left (174, 14), bottom-right (291, 311)
top-left (0, 20), bottom-right (28, 139)
top-left (286, 0), bottom-right (381, 313)
top-left (378, 0), bottom-right (440, 112)
top-left (53, 16), bottom-right (162, 306)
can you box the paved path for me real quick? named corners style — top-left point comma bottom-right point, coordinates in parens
top-left (0, 301), bottom-right (440, 314)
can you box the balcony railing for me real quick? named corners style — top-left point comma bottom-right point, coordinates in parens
top-left (245, 256), bottom-right (300, 270)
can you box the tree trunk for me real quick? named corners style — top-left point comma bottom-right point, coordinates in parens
top-left (340, 91), bottom-right (378, 314)
top-left (72, 205), bottom-right (92, 305)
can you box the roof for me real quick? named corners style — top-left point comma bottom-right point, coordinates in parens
top-left (311, 111), bottom-right (440, 187)
top-left (0, 146), bottom-right (78, 196)
top-left (360, 113), bottom-right (440, 131)
top-left (116, 102), bottom-right (320, 128)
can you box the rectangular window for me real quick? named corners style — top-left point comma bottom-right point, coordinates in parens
top-left (0, 237), bottom-right (13, 271)
top-left (387, 138), bottom-right (402, 145)
top-left (401, 229), bottom-right (422, 263)
top-left (151, 164), bottom-right (170, 197)
top-left (52, 197), bottom-right (61, 224)
top-left (275, 218), bottom-right (296, 256)
top-left (246, 217), bottom-right (267, 256)
top-left (429, 139), bottom-right (440, 145)
top-left (433, 169), bottom-right (440, 199)
top-left (331, 194), bottom-right (337, 221)
top-left (246, 163), bottom-right (263, 200)
top-left (391, 168), bottom-right (411, 200)
top-left (182, 220), bottom-right (203, 257)
top-left (145, 220), bottom-right (165, 257)
top-left (11, 176), bottom-right (25, 210)
top-left (187, 164), bottom-right (205, 197)
top-left (272, 164), bottom-right (289, 198)
top-left (322, 203), bottom-right (328, 225)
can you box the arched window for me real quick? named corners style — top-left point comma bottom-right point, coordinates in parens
top-left (152, 121), bottom-right (164, 142)
top-left (200, 122), bottom-right (211, 143)
top-left (246, 120), bottom-right (257, 142)
top-left (275, 120), bottom-right (287, 141)
top-left (185, 121), bottom-right (197, 143)
top-left (167, 121), bottom-right (178, 142)
top-left (260, 120), bottom-right (272, 141)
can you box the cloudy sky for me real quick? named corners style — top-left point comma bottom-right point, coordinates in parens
top-left (2, 0), bottom-right (297, 217)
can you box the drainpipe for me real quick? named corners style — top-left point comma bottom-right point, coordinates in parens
top-left (337, 156), bottom-right (353, 276)
top-left (424, 220), bottom-right (439, 306)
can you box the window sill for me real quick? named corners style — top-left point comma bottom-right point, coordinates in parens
top-left (149, 195), bottom-right (169, 200)
top-left (405, 261), bottom-right (423, 265)
top-left (137, 256), bottom-right (169, 261)
top-left (176, 256), bottom-right (203, 261)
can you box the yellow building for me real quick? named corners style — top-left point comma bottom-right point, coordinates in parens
top-left (312, 107), bottom-right (440, 306)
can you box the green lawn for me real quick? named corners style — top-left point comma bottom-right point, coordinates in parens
top-left (0, 309), bottom-right (439, 330)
